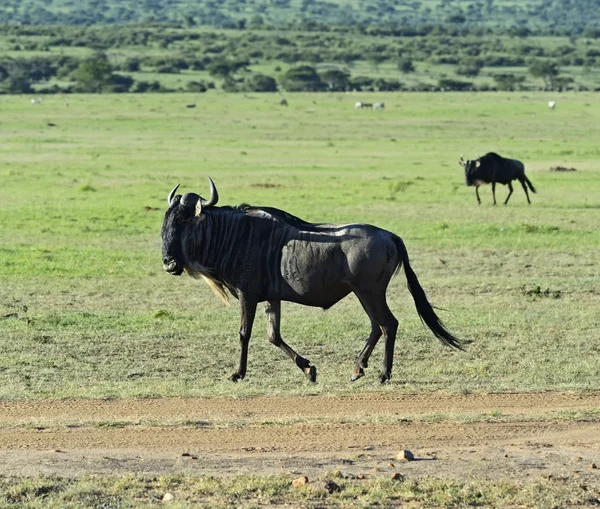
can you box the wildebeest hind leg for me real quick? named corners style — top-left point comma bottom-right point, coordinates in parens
top-left (230, 294), bottom-right (257, 382)
top-left (519, 178), bottom-right (531, 204)
top-left (504, 182), bottom-right (514, 205)
top-left (353, 291), bottom-right (398, 384)
top-left (352, 318), bottom-right (382, 382)
top-left (265, 300), bottom-right (316, 382)
top-left (492, 182), bottom-right (497, 205)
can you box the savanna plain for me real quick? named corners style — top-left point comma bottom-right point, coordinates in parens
top-left (1, 92), bottom-right (599, 507)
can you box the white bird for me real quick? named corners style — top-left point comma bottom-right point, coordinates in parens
top-left (548, 100), bottom-right (556, 110)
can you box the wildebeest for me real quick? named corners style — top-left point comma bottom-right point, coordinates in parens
top-left (374, 102), bottom-right (385, 110)
top-left (162, 179), bottom-right (464, 384)
top-left (460, 152), bottom-right (536, 205)
top-left (280, 98), bottom-right (288, 106)
top-left (355, 101), bottom-right (373, 109)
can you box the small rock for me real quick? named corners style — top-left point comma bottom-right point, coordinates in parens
top-left (292, 476), bottom-right (309, 488)
top-left (310, 480), bottom-right (341, 494)
top-left (371, 467), bottom-right (380, 472)
top-left (331, 470), bottom-right (344, 478)
top-left (162, 493), bottom-right (174, 502)
top-left (591, 463), bottom-right (597, 470)
top-left (391, 472), bottom-right (404, 481)
top-left (388, 463), bottom-right (395, 468)
top-left (357, 473), bottom-right (366, 480)
top-left (397, 449), bottom-right (415, 461)
top-left (504, 453), bottom-right (509, 458)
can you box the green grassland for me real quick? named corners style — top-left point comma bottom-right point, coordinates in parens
top-left (0, 91), bottom-right (599, 400)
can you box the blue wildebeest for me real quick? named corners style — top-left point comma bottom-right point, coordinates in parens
top-left (460, 152), bottom-right (536, 205)
top-left (162, 179), bottom-right (465, 384)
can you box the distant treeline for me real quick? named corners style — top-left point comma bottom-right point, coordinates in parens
top-left (2, 0), bottom-right (600, 36)
top-left (2, 24), bottom-right (600, 94)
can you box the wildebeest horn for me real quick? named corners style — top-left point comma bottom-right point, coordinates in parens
top-left (459, 154), bottom-right (465, 167)
top-left (199, 177), bottom-right (219, 208)
top-left (181, 192), bottom-right (200, 208)
top-left (168, 184), bottom-right (180, 205)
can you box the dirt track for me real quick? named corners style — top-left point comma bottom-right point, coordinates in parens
top-left (1, 392), bottom-right (599, 481)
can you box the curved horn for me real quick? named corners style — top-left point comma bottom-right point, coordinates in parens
top-left (167, 184), bottom-right (180, 206)
top-left (200, 177), bottom-right (219, 208)
top-left (181, 192), bottom-right (200, 208)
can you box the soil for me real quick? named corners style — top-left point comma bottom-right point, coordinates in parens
top-left (1, 392), bottom-right (599, 483)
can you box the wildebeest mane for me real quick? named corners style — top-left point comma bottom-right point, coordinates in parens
top-left (220, 203), bottom-right (326, 232)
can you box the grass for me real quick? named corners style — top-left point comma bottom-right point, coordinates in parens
top-left (1, 472), bottom-right (599, 508)
top-left (0, 91), bottom-right (599, 400)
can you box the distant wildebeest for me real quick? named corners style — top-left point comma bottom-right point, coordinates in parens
top-left (280, 98), bottom-right (288, 106)
top-left (374, 102), bottom-right (385, 110)
top-left (162, 179), bottom-right (465, 384)
top-left (186, 104), bottom-right (196, 109)
top-left (460, 152), bottom-right (536, 205)
top-left (355, 101), bottom-right (373, 109)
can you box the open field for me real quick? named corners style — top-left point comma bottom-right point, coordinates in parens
top-left (1, 91), bottom-right (599, 505)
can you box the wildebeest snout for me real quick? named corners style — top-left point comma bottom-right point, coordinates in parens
top-left (163, 258), bottom-right (183, 275)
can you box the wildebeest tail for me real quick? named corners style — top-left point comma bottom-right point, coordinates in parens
top-left (393, 237), bottom-right (465, 350)
top-left (524, 176), bottom-right (536, 193)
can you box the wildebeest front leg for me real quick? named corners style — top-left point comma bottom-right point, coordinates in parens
top-left (265, 300), bottom-right (316, 382)
top-left (475, 186), bottom-right (481, 205)
top-left (351, 318), bottom-right (382, 381)
top-left (491, 182), bottom-right (497, 205)
top-left (504, 182), bottom-right (514, 205)
top-left (230, 294), bottom-right (257, 382)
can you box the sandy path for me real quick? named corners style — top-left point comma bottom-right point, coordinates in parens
top-left (1, 392), bottom-right (599, 480)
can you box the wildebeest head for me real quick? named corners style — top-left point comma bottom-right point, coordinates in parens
top-left (459, 155), bottom-right (480, 186)
top-left (161, 178), bottom-right (219, 275)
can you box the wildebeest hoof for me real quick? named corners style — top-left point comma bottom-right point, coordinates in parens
top-left (229, 372), bottom-right (244, 382)
top-left (379, 374), bottom-right (391, 385)
top-left (304, 365), bottom-right (317, 383)
top-left (350, 367), bottom-right (365, 382)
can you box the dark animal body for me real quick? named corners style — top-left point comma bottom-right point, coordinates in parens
top-left (162, 179), bottom-right (464, 384)
top-left (460, 152), bottom-right (536, 205)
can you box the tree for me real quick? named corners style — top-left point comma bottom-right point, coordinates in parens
top-left (245, 73), bottom-right (278, 92)
top-left (73, 52), bottom-right (114, 92)
top-left (528, 59), bottom-right (560, 89)
top-left (397, 57), bottom-right (415, 74)
top-left (0, 73), bottom-right (33, 94)
top-left (492, 73), bottom-right (525, 91)
top-left (207, 58), bottom-right (249, 87)
top-left (456, 59), bottom-right (483, 77)
top-left (366, 52), bottom-right (386, 72)
top-left (319, 69), bottom-right (350, 91)
top-left (278, 65), bottom-right (323, 92)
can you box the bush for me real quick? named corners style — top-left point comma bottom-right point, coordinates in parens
top-left (156, 64), bottom-right (180, 74)
top-left (186, 81), bottom-right (208, 93)
top-left (278, 65), bottom-right (324, 92)
top-left (245, 73), bottom-right (278, 92)
top-left (131, 80), bottom-right (161, 93)
top-left (438, 78), bottom-right (473, 91)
